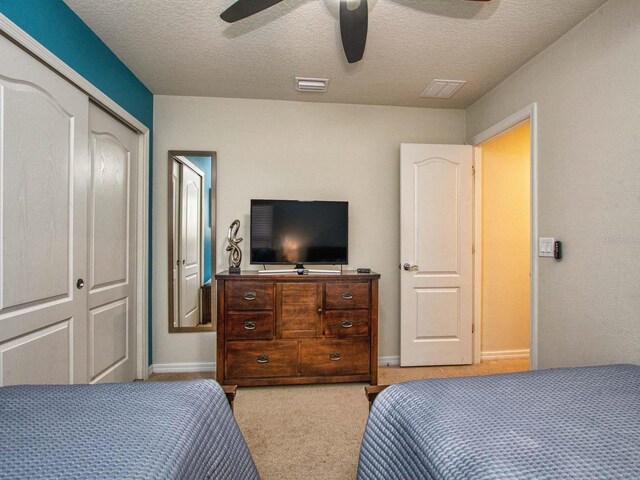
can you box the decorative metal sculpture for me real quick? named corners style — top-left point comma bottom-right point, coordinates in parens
top-left (226, 219), bottom-right (243, 274)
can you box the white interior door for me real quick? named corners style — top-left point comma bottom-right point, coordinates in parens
top-left (179, 163), bottom-right (202, 328)
top-left (400, 144), bottom-right (473, 366)
top-left (0, 36), bottom-right (89, 386)
top-left (87, 104), bottom-right (138, 383)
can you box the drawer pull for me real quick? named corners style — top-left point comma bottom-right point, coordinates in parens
top-left (341, 292), bottom-right (353, 300)
top-left (341, 320), bottom-right (354, 328)
top-left (329, 352), bottom-right (341, 361)
top-left (257, 354), bottom-right (269, 364)
top-left (244, 321), bottom-right (257, 330)
top-left (244, 291), bottom-right (257, 301)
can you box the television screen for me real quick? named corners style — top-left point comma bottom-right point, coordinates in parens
top-left (250, 200), bottom-right (348, 265)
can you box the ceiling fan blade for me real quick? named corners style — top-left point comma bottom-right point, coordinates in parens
top-left (220, 0), bottom-right (286, 23)
top-left (340, 0), bottom-right (368, 64)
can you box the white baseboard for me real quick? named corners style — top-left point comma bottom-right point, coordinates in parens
top-left (151, 362), bottom-right (216, 373)
top-left (378, 355), bottom-right (400, 367)
top-left (481, 349), bottom-right (530, 361)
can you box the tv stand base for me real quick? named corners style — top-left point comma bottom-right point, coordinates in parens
top-left (257, 266), bottom-right (341, 275)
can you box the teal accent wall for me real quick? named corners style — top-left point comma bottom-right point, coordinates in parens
top-left (0, 0), bottom-right (152, 127)
top-left (0, 0), bottom-right (155, 364)
top-left (186, 156), bottom-right (213, 284)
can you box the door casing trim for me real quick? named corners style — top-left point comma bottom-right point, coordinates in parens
top-left (470, 103), bottom-right (539, 370)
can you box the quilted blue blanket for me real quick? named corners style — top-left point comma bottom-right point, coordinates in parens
top-left (358, 364), bottom-right (640, 480)
top-left (0, 380), bottom-right (259, 480)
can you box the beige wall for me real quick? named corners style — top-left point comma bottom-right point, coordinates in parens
top-left (467, 1), bottom-right (640, 368)
top-left (152, 96), bottom-right (466, 366)
top-left (481, 122), bottom-right (530, 356)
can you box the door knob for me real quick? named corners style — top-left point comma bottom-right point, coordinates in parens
top-left (76, 278), bottom-right (85, 289)
top-left (403, 263), bottom-right (419, 271)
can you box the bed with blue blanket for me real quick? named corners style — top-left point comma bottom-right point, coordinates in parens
top-left (358, 364), bottom-right (640, 480)
top-left (0, 380), bottom-right (259, 480)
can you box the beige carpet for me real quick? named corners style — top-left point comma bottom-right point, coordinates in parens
top-left (149, 359), bottom-right (529, 480)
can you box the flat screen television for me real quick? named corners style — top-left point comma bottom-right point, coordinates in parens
top-left (250, 200), bottom-right (348, 266)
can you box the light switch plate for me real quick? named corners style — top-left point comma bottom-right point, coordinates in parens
top-left (539, 237), bottom-right (555, 257)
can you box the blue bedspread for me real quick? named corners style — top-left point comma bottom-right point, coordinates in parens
top-left (0, 380), bottom-right (259, 480)
top-left (358, 364), bottom-right (640, 480)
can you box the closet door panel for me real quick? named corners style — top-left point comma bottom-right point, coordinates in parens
top-left (89, 133), bottom-right (130, 290)
top-left (89, 298), bottom-right (128, 380)
top-left (87, 104), bottom-right (138, 384)
top-left (0, 36), bottom-right (89, 385)
top-left (2, 81), bottom-right (71, 308)
top-left (0, 320), bottom-right (72, 385)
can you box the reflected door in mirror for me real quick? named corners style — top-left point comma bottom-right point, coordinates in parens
top-left (168, 152), bottom-right (216, 332)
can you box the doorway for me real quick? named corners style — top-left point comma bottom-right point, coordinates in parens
top-left (471, 104), bottom-right (539, 369)
top-left (474, 121), bottom-right (531, 368)
top-left (399, 105), bottom-right (538, 369)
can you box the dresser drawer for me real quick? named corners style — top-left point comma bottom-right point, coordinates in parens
top-left (325, 282), bottom-right (370, 309)
top-left (322, 310), bottom-right (369, 337)
top-left (227, 282), bottom-right (274, 311)
top-left (300, 338), bottom-right (370, 376)
top-left (226, 312), bottom-right (274, 340)
top-left (226, 341), bottom-right (298, 379)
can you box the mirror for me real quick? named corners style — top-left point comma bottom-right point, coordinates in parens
top-left (168, 151), bottom-right (216, 332)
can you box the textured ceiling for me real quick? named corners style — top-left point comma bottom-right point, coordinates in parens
top-left (63, 0), bottom-right (607, 108)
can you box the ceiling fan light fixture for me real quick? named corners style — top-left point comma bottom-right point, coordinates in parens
top-left (421, 79), bottom-right (467, 99)
top-left (295, 77), bottom-right (329, 93)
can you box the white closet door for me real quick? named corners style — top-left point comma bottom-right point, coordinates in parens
top-left (179, 163), bottom-right (202, 328)
top-left (0, 36), bottom-right (89, 385)
top-left (87, 104), bottom-right (138, 383)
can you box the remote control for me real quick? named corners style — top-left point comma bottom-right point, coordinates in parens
top-left (357, 268), bottom-right (371, 274)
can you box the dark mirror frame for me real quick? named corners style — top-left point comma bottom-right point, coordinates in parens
top-left (168, 150), bottom-right (217, 333)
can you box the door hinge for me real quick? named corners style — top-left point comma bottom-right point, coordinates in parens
top-left (472, 165), bottom-right (476, 176)
top-left (472, 324), bottom-right (475, 333)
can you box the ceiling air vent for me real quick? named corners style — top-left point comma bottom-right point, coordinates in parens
top-left (421, 79), bottom-right (466, 99)
top-left (295, 77), bottom-right (329, 93)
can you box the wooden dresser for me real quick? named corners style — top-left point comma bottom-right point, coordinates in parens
top-left (216, 271), bottom-right (379, 386)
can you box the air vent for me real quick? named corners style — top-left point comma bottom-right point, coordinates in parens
top-left (421, 79), bottom-right (466, 99)
top-left (295, 77), bottom-right (329, 93)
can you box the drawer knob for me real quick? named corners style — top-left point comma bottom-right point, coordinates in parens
top-left (329, 352), bottom-right (341, 361)
top-left (257, 354), bottom-right (269, 363)
top-left (341, 292), bottom-right (353, 300)
top-left (341, 320), bottom-right (353, 329)
top-left (244, 321), bottom-right (257, 330)
top-left (244, 291), bottom-right (257, 301)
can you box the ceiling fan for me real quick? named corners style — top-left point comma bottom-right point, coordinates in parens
top-left (221, 0), bottom-right (491, 64)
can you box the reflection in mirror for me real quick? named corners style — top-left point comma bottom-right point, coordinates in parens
top-left (168, 151), bottom-right (216, 332)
